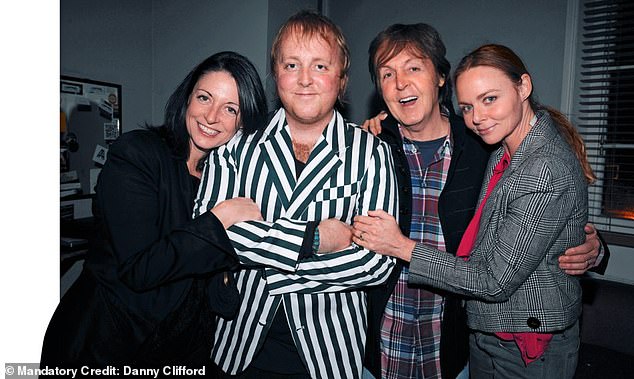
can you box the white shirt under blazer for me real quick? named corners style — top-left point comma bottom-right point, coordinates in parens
top-left (193, 108), bottom-right (399, 378)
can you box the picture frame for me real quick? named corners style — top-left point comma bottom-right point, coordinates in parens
top-left (60, 76), bottom-right (122, 195)
top-left (60, 75), bottom-right (122, 141)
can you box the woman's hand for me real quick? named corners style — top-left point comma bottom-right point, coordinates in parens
top-left (360, 111), bottom-right (388, 136)
top-left (210, 198), bottom-right (263, 229)
top-left (317, 219), bottom-right (353, 253)
top-left (352, 210), bottom-right (416, 261)
top-left (558, 223), bottom-right (601, 275)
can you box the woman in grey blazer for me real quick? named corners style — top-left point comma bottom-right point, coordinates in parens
top-left (353, 44), bottom-right (594, 378)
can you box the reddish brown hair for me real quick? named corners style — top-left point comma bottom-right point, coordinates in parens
top-left (454, 44), bottom-right (595, 183)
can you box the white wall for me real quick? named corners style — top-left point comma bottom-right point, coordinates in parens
top-left (595, 245), bottom-right (634, 285)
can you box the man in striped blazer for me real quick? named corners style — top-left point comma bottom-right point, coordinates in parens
top-left (193, 11), bottom-right (398, 378)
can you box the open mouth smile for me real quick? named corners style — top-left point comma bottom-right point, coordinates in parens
top-left (399, 96), bottom-right (418, 104)
top-left (198, 123), bottom-right (220, 136)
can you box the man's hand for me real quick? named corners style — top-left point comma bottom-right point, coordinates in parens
top-left (360, 111), bottom-right (387, 136)
top-left (352, 210), bottom-right (416, 261)
top-left (210, 198), bottom-right (263, 229)
top-left (317, 219), bottom-right (353, 253)
top-left (559, 223), bottom-right (601, 275)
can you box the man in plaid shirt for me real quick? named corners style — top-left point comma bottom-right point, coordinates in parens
top-left (360, 23), bottom-right (605, 379)
top-left (381, 130), bottom-right (452, 378)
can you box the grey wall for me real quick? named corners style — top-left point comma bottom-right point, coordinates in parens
top-left (327, 0), bottom-right (569, 124)
top-left (266, 0), bottom-right (321, 107)
top-left (151, 0), bottom-right (270, 123)
top-left (62, 0), bottom-right (569, 129)
top-left (61, 0), bottom-right (271, 130)
top-left (61, 0), bottom-right (153, 132)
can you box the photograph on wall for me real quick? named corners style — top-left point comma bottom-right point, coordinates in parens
top-left (60, 76), bottom-right (122, 196)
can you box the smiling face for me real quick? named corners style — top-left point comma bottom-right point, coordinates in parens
top-left (456, 65), bottom-right (532, 154)
top-left (377, 48), bottom-right (445, 136)
top-left (186, 70), bottom-right (240, 160)
top-left (274, 34), bottom-right (347, 130)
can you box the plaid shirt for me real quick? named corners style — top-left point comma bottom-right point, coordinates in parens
top-left (381, 130), bottom-right (452, 379)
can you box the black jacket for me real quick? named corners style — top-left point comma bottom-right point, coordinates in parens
top-left (364, 113), bottom-right (492, 379)
top-left (42, 129), bottom-right (239, 367)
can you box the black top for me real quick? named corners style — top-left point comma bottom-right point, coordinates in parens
top-left (41, 129), bottom-right (240, 367)
top-left (87, 129), bottom-right (239, 320)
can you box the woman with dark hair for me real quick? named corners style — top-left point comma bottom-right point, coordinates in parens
top-left (356, 43), bottom-right (591, 378)
top-left (41, 51), bottom-right (268, 368)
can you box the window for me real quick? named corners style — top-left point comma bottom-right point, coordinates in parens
top-left (576, 0), bottom-right (634, 246)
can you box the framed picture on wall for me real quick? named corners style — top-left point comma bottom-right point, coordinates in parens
top-left (60, 76), bottom-right (122, 196)
top-left (60, 76), bottom-right (122, 140)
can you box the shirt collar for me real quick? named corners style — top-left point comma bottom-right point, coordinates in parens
top-left (398, 125), bottom-right (454, 157)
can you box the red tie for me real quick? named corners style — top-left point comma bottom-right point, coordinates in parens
top-left (454, 151), bottom-right (552, 366)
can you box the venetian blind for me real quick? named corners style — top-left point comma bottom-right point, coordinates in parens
top-left (577, 0), bottom-right (634, 245)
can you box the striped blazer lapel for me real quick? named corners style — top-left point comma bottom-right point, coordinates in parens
top-left (260, 110), bottom-right (345, 219)
top-left (287, 113), bottom-right (344, 219)
top-left (259, 111), bottom-right (297, 210)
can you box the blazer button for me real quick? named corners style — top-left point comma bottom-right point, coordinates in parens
top-left (527, 317), bottom-right (541, 329)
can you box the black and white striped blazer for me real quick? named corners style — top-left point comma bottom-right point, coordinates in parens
top-left (193, 108), bottom-right (398, 378)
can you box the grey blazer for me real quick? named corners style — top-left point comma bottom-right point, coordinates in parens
top-left (408, 110), bottom-right (587, 333)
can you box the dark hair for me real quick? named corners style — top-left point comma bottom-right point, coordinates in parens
top-left (270, 10), bottom-right (350, 102)
top-left (151, 51), bottom-right (267, 167)
top-left (454, 44), bottom-right (595, 183)
top-left (368, 23), bottom-right (452, 111)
